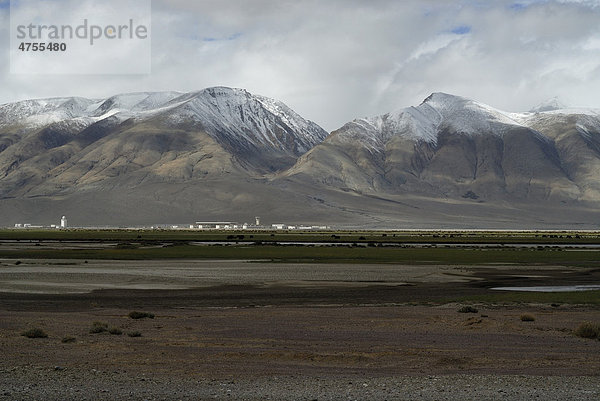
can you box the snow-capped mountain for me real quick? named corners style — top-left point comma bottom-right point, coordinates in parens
top-left (529, 97), bottom-right (567, 113)
top-left (1, 89), bottom-right (600, 228)
top-left (284, 92), bottom-right (600, 205)
top-left (330, 93), bottom-right (598, 150)
top-left (156, 87), bottom-right (327, 155)
top-left (0, 87), bottom-right (327, 158)
top-left (0, 88), bottom-right (328, 208)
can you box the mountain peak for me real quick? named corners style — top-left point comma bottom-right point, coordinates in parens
top-left (162, 87), bottom-right (327, 155)
top-left (530, 97), bottom-right (567, 113)
top-left (204, 86), bottom-right (247, 94)
top-left (422, 92), bottom-right (469, 106)
top-left (0, 88), bottom-right (327, 152)
top-left (0, 87), bottom-right (328, 176)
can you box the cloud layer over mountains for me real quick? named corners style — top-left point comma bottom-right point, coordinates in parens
top-left (1, 0), bottom-right (600, 131)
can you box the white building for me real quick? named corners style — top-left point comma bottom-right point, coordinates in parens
top-left (60, 216), bottom-right (67, 228)
top-left (195, 222), bottom-right (237, 229)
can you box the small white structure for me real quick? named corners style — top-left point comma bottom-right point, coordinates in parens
top-left (60, 216), bottom-right (67, 229)
top-left (255, 216), bottom-right (261, 226)
top-left (195, 222), bottom-right (237, 229)
top-left (272, 224), bottom-right (286, 230)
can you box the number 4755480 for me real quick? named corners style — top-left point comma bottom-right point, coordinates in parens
top-left (18, 42), bottom-right (67, 52)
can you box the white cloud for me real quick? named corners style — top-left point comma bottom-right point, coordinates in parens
top-left (1, 0), bottom-right (599, 131)
top-left (409, 34), bottom-right (463, 61)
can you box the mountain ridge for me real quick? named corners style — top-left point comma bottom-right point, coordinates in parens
top-left (1, 88), bottom-right (600, 228)
top-left (282, 92), bottom-right (600, 207)
top-left (0, 87), bottom-right (329, 200)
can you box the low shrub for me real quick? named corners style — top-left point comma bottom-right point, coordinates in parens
top-left (127, 331), bottom-right (142, 337)
top-left (108, 327), bottom-right (123, 335)
top-left (458, 306), bottom-right (479, 314)
top-left (574, 322), bottom-right (600, 339)
top-left (90, 321), bottom-right (108, 334)
top-left (115, 242), bottom-right (139, 249)
top-left (128, 311), bottom-right (155, 320)
top-left (61, 336), bottom-right (76, 343)
top-left (520, 314), bottom-right (536, 322)
top-left (21, 328), bottom-right (48, 338)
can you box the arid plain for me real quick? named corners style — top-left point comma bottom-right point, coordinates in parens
top-left (1, 233), bottom-right (600, 400)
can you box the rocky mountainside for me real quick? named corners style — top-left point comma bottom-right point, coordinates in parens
top-left (282, 93), bottom-right (600, 205)
top-left (0, 87), bottom-right (327, 199)
top-left (1, 89), bottom-right (599, 228)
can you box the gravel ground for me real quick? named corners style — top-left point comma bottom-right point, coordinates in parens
top-left (2, 260), bottom-right (599, 400)
top-left (1, 367), bottom-right (599, 400)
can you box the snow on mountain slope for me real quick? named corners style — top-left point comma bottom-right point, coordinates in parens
top-left (337, 101), bottom-right (443, 153)
top-left (0, 97), bottom-right (97, 129)
top-left (0, 88), bottom-right (327, 156)
top-left (334, 93), bottom-right (519, 150)
top-left (333, 92), bottom-right (600, 151)
top-left (530, 97), bottom-right (567, 113)
top-left (576, 115), bottom-right (600, 141)
top-left (91, 91), bottom-right (184, 117)
top-left (0, 87), bottom-right (331, 200)
top-left (2, 89), bottom-right (600, 227)
top-left (152, 87), bottom-right (327, 154)
top-left (422, 92), bottom-right (526, 134)
top-left (282, 91), bottom-right (600, 205)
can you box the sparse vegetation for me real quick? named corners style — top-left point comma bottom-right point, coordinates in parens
top-left (1, 228), bottom-right (600, 246)
top-left (128, 311), bottom-right (154, 319)
top-left (520, 314), bottom-right (536, 322)
top-left (449, 291), bottom-right (600, 306)
top-left (127, 331), bottom-right (142, 337)
top-left (458, 306), bottom-right (479, 313)
top-left (21, 328), bottom-right (48, 338)
top-left (574, 322), bottom-right (600, 339)
top-left (89, 321), bottom-right (108, 333)
top-left (115, 242), bottom-right (139, 249)
top-left (1, 238), bottom-right (599, 266)
top-left (462, 190), bottom-right (479, 200)
top-left (108, 327), bottom-right (123, 335)
top-left (61, 336), bottom-right (76, 343)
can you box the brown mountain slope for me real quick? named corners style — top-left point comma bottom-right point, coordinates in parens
top-left (1, 90), bottom-right (600, 228)
top-left (280, 93), bottom-right (598, 204)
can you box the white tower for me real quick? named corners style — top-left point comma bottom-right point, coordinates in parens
top-left (255, 216), bottom-right (260, 226)
top-left (60, 216), bottom-right (67, 229)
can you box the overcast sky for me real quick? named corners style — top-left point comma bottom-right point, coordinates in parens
top-left (1, 0), bottom-right (600, 131)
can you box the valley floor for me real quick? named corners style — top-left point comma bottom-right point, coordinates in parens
top-left (1, 258), bottom-right (599, 399)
